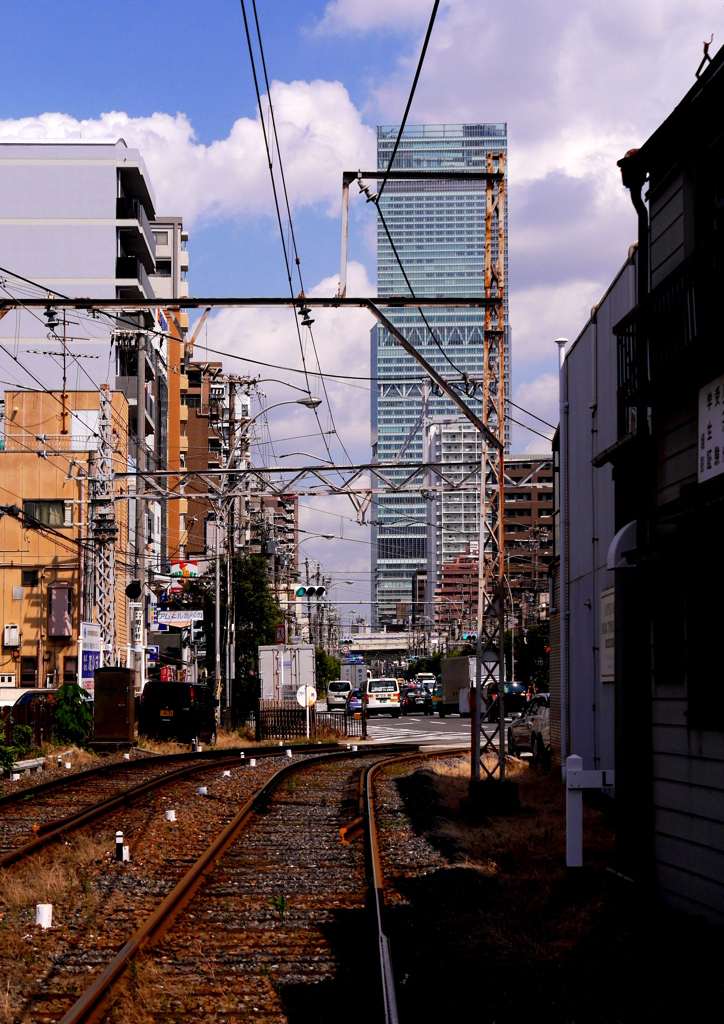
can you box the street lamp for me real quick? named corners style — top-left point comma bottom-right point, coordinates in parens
top-left (247, 396), bottom-right (322, 427)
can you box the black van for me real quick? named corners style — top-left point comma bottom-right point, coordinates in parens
top-left (139, 681), bottom-right (217, 743)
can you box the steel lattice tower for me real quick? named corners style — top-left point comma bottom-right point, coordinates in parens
top-left (92, 384), bottom-right (117, 664)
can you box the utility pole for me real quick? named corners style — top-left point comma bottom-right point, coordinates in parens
top-left (135, 332), bottom-right (147, 687)
top-left (215, 502), bottom-right (222, 726)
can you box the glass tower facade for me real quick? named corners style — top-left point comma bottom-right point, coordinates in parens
top-left (371, 123), bottom-right (510, 627)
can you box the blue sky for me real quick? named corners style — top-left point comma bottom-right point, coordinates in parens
top-left (1, 0), bottom-right (721, 609)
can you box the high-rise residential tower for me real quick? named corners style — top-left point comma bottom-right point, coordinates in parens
top-left (371, 123), bottom-right (510, 627)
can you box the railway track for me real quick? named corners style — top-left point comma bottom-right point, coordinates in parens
top-left (0, 744), bottom-right (340, 863)
top-left (0, 743), bottom-right (467, 1023)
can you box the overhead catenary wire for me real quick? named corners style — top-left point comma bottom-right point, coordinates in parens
top-left (376, 0), bottom-right (440, 205)
top-left (238, 0), bottom-right (345, 473)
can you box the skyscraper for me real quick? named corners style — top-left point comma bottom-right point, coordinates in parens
top-left (371, 123), bottom-right (510, 627)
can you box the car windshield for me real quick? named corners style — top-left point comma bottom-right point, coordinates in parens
top-left (350, 689), bottom-right (361, 698)
top-left (328, 682), bottom-right (350, 692)
top-left (369, 681), bottom-right (397, 693)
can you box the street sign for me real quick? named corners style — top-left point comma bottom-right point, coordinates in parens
top-left (296, 685), bottom-right (317, 708)
top-left (148, 645), bottom-right (160, 663)
top-left (157, 609), bottom-right (203, 626)
top-left (341, 644), bottom-right (350, 654)
top-left (160, 666), bottom-right (175, 681)
top-left (275, 624), bottom-right (286, 645)
top-left (80, 621), bottom-right (101, 695)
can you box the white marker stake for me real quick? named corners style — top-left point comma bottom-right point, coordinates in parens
top-left (57, 755), bottom-right (62, 767)
top-left (65, 762), bottom-right (72, 770)
top-left (35, 904), bottom-right (52, 929)
top-left (195, 744), bottom-right (202, 753)
top-left (286, 749), bottom-right (292, 758)
top-left (249, 758), bottom-right (256, 767)
top-left (197, 786), bottom-right (207, 796)
top-left (122, 846), bottom-right (130, 862)
top-left (223, 770), bottom-right (231, 777)
top-left (240, 752), bottom-right (245, 760)
top-left (165, 809), bottom-right (176, 822)
top-left (352, 745), bottom-right (358, 752)
top-left (115, 831), bottom-right (124, 862)
top-left (123, 753), bottom-right (130, 760)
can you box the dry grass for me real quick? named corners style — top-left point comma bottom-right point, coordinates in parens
top-left (0, 834), bottom-right (106, 914)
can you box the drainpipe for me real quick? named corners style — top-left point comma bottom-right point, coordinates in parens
top-left (556, 338), bottom-right (569, 779)
top-left (617, 149), bottom-right (650, 554)
top-left (37, 570), bottom-right (45, 689)
top-left (617, 149), bottom-right (649, 305)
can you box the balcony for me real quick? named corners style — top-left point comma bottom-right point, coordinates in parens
top-left (116, 197), bottom-right (156, 271)
top-left (116, 256), bottom-right (155, 300)
top-left (179, 405), bottom-right (189, 422)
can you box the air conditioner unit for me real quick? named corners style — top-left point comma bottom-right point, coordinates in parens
top-left (3, 623), bottom-right (20, 648)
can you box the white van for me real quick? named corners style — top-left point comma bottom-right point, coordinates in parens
top-left (363, 677), bottom-right (401, 718)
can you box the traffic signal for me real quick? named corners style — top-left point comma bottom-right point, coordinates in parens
top-left (295, 585), bottom-right (326, 597)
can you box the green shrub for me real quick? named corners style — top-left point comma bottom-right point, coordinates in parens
top-left (52, 683), bottom-right (92, 746)
top-left (11, 724), bottom-right (34, 759)
top-left (0, 743), bottom-right (16, 773)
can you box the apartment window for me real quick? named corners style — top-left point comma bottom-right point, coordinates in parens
top-left (22, 569), bottom-right (39, 587)
top-left (24, 500), bottom-right (65, 527)
top-left (179, 452), bottom-right (186, 468)
top-left (183, 394), bottom-right (201, 408)
top-left (63, 656), bottom-right (78, 685)
top-left (153, 231), bottom-right (169, 246)
top-left (20, 657), bottom-right (36, 687)
top-left (155, 260), bottom-right (172, 277)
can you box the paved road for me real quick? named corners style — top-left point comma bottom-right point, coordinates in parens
top-left (318, 707), bottom-right (508, 747)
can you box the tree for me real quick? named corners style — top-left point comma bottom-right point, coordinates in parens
top-left (52, 682), bottom-right (93, 746)
top-left (231, 554), bottom-right (283, 719)
top-left (504, 621), bottom-right (549, 690)
top-left (315, 649), bottom-right (341, 697)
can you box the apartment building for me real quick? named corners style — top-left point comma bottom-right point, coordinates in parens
top-left (425, 415), bottom-right (553, 626)
top-left (0, 390), bottom-right (129, 700)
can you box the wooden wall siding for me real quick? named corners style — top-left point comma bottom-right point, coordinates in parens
top-left (653, 667), bottom-right (724, 922)
top-left (649, 174), bottom-right (685, 289)
top-left (656, 400), bottom-right (697, 509)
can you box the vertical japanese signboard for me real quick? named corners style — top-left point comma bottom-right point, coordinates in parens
top-left (80, 621), bottom-right (101, 695)
top-left (698, 375), bottom-right (724, 483)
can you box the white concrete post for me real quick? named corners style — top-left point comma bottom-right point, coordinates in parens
top-left (566, 754), bottom-right (583, 867)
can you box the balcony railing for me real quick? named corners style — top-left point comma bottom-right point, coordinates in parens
top-left (614, 247), bottom-right (719, 438)
top-left (116, 197), bottom-right (156, 262)
top-left (115, 256), bottom-right (155, 299)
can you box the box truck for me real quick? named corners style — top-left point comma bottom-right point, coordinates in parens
top-left (341, 663), bottom-right (367, 688)
top-left (258, 643), bottom-right (316, 701)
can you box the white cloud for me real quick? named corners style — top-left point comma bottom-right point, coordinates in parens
top-left (511, 373), bottom-right (558, 454)
top-left (314, 0), bottom-right (439, 36)
top-left (510, 279), bottom-right (603, 368)
top-left (0, 81), bottom-right (375, 226)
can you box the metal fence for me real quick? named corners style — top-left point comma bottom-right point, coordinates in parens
top-left (256, 701), bottom-right (363, 740)
top-left (2, 700), bottom-right (56, 747)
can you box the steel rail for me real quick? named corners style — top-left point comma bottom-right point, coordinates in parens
top-left (0, 741), bottom-right (334, 810)
top-left (364, 747), bottom-right (469, 1024)
top-left (0, 744), bottom-right (340, 868)
top-left (57, 746), bottom-right (395, 1024)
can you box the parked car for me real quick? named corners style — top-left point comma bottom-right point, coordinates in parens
top-left (346, 688), bottom-right (363, 715)
top-left (508, 693), bottom-right (551, 761)
top-left (401, 684), bottom-right (433, 716)
top-left (327, 679), bottom-right (352, 712)
top-left (139, 681), bottom-right (217, 744)
top-left (362, 678), bottom-right (401, 718)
